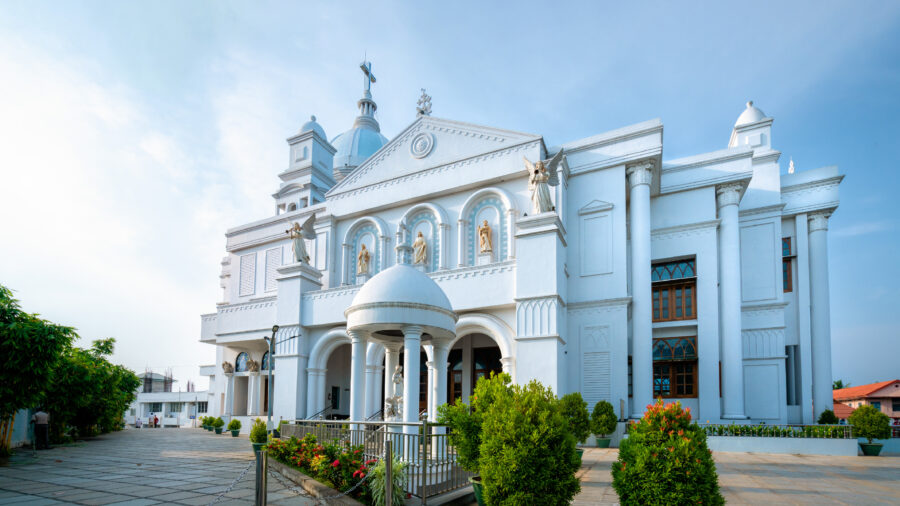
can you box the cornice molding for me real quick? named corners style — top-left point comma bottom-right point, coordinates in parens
top-left (567, 297), bottom-right (631, 314)
top-left (781, 175), bottom-right (844, 194)
top-left (651, 219), bottom-right (720, 241)
top-left (739, 203), bottom-right (786, 218)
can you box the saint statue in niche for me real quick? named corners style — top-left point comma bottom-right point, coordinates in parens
top-left (523, 150), bottom-right (564, 214)
top-left (384, 365), bottom-right (404, 419)
top-left (477, 220), bottom-right (493, 253)
top-left (357, 244), bottom-right (371, 275)
top-left (412, 231), bottom-right (427, 265)
top-left (286, 213), bottom-right (316, 264)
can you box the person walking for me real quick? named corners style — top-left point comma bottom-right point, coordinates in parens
top-left (153, 415), bottom-right (159, 428)
top-left (31, 408), bottom-right (50, 450)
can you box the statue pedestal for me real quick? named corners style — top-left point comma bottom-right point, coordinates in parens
top-left (413, 263), bottom-right (427, 273)
top-left (357, 273), bottom-right (369, 284)
top-left (476, 252), bottom-right (493, 266)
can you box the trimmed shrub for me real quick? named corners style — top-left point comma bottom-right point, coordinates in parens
top-left (560, 392), bottom-right (591, 444)
top-left (817, 409), bottom-right (839, 425)
top-left (612, 399), bottom-right (723, 505)
top-left (249, 417), bottom-right (267, 443)
top-left (437, 372), bottom-right (510, 473)
top-left (227, 418), bottom-right (241, 431)
top-left (479, 375), bottom-right (581, 505)
top-left (212, 417), bottom-right (225, 428)
top-left (849, 404), bottom-right (891, 443)
top-left (592, 400), bottom-right (618, 437)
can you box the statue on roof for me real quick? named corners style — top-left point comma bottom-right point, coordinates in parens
top-left (416, 88), bottom-right (432, 116)
top-left (286, 213), bottom-right (316, 264)
top-left (524, 150), bottom-right (564, 214)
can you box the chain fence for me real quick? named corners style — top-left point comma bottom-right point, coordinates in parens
top-left (207, 459), bottom-right (254, 506)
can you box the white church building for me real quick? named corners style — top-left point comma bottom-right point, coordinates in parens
top-left (199, 63), bottom-right (842, 431)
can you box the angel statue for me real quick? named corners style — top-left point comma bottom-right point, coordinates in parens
top-left (286, 213), bottom-right (316, 264)
top-left (412, 231), bottom-right (427, 265)
top-left (523, 150), bottom-right (564, 214)
top-left (357, 244), bottom-right (371, 275)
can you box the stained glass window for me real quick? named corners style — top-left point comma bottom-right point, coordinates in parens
top-left (651, 259), bottom-right (695, 282)
top-left (235, 352), bottom-right (249, 372)
top-left (653, 337), bottom-right (698, 398)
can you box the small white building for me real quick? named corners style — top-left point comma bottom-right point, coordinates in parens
top-left (125, 372), bottom-right (210, 428)
top-left (199, 64), bottom-right (842, 429)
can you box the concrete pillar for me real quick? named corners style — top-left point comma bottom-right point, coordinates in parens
top-left (808, 212), bottom-right (834, 416)
top-left (305, 368), bottom-right (326, 417)
top-left (432, 341), bottom-right (450, 420)
top-left (224, 373), bottom-right (234, 416)
top-left (717, 183), bottom-right (747, 420)
top-left (426, 360), bottom-right (435, 420)
top-left (349, 330), bottom-right (368, 428)
top-left (627, 161), bottom-right (653, 417)
top-left (248, 372), bottom-right (260, 416)
top-left (402, 325), bottom-right (423, 435)
top-left (457, 219), bottom-right (467, 267)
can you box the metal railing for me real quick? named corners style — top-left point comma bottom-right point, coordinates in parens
top-left (698, 423), bottom-right (854, 439)
top-left (308, 405), bottom-right (331, 420)
top-left (282, 419), bottom-right (475, 502)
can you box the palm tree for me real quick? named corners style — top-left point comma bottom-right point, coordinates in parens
top-left (833, 379), bottom-right (851, 390)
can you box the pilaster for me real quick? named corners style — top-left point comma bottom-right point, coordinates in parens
top-left (627, 160), bottom-right (653, 417)
top-left (717, 182), bottom-right (747, 419)
top-left (808, 211), bottom-right (833, 416)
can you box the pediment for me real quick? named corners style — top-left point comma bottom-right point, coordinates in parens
top-left (326, 116), bottom-right (542, 198)
top-left (578, 200), bottom-right (614, 215)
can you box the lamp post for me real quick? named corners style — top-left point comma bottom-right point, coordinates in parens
top-left (264, 324), bottom-right (279, 432)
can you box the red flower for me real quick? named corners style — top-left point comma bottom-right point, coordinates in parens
top-left (365, 459), bottom-right (377, 465)
top-left (332, 460), bottom-right (340, 468)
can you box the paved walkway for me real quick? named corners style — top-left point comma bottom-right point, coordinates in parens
top-left (575, 447), bottom-right (900, 505)
top-left (0, 428), bottom-right (315, 505)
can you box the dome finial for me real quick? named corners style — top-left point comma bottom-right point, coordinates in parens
top-left (788, 157), bottom-right (795, 174)
top-left (747, 100), bottom-right (753, 108)
top-left (310, 115), bottom-right (316, 122)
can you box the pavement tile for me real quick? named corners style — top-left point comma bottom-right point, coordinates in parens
top-left (106, 500), bottom-right (160, 506)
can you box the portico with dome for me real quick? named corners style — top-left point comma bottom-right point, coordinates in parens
top-left (199, 62), bottom-right (845, 439)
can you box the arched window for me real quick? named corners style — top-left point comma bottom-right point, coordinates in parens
top-left (287, 203), bottom-right (297, 212)
top-left (261, 351), bottom-right (272, 371)
top-left (235, 352), bottom-right (249, 372)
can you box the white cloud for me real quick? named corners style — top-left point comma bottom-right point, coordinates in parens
top-left (832, 221), bottom-right (893, 238)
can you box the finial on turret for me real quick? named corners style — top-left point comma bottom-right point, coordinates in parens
top-left (788, 157), bottom-right (795, 174)
top-left (416, 88), bottom-right (432, 116)
top-left (747, 100), bottom-right (753, 108)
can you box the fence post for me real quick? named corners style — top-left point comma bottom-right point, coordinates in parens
top-left (421, 420), bottom-right (428, 505)
top-left (385, 439), bottom-right (393, 506)
top-left (255, 448), bottom-right (267, 506)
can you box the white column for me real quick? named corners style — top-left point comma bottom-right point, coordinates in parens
top-left (402, 325), bottom-right (423, 435)
top-left (457, 219), bottom-right (467, 267)
top-left (383, 344), bottom-right (402, 410)
top-left (364, 364), bottom-right (377, 418)
top-left (306, 368), bottom-right (326, 417)
top-left (500, 356), bottom-right (515, 379)
top-left (627, 161), bottom-right (653, 417)
top-left (808, 212), bottom-right (834, 416)
top-left (432, 341), bottom-right (450, 420)
top-left (506, 209), bottom-right (516, 260)
top-left (371, 365), bottom-right (384, 417)
top-left (440, 223), bottom-right (451, 270)
top-left (425, 360), bottom-right (435, 420)
top-left (248, 372), bottom-right (260, 415)
top-left (224, 373), bottom-right (235, 416)
top-left (341, 243), bottom-right (351, 285)
top-left (717, 183), bottom-right (747, 420)
top-left (349, 330), bottom-right (368, 427)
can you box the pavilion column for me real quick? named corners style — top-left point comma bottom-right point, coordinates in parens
top-left (627, 161), bottom-right (654, 417)
top-left (402, 325), bottom-right (423, 435)
top-left (364, 364), bottom-right (378, 419)
top-left (224, 373), bottom-right (235, 416)
top-left (426, 360), bottom-right (435, 420)
top-left (349, 330), bottom-right (368, 432)
top-left (431, 340), bottom-right (450, 420)
top-left (305, 368), bottom-right (326, 417)
top-left (808, 212), bottom-right (834, 416)
top-left (717, 183), bottom-right (747, 420)
top-left (370, 365), bottom-right (384, 417)
top-left (383, 343), bottom-right (402, 411)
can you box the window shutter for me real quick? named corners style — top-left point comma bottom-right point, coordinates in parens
top-left (265, 248), bottom-right (281, 292)
top-left (239, 253), bottom-right (256, 296)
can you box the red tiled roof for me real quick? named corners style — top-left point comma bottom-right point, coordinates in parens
top-left (833, 380), bottom-right (900, 401)
top-left (833, 402), bottom-right (855, 420)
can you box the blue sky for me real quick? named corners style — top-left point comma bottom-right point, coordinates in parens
top-left (0, 1), bottom-right (897, 390)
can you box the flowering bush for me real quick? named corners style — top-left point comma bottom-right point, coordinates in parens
top-left (612, 399), bottom-right (723, 505)
top-left (265, 433), bottom-right (375, 503)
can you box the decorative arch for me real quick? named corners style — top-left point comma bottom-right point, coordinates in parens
top-left (342, 216), bottom-right (391, 285)
top-left (398, 202), bottom-right (450, 271)
top-left (457, 187), bottom-right (518, 266)
top-left (308, 327), bottom-right (351, 370)
top-left (235, 352), bottom-right (250, 372)
top-left (366, 341), bottom-right (385, 366)
top-left (453, 312), bottom-right (515, 359)
top-left (261, 351), bottom-right (271, 371)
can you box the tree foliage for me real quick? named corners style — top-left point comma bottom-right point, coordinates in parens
top-left (591, 400), bottom-right (618, 437)
top-left (817, 409), bottom-right (839, 425)
top-left (559, 392), bottom-right (591, 444)
top-left (612, 399), bottom-right (723, 505)
top-left (833, 379), bottom-right (851, 390)
top-left (849, 404), bottom-right (891, 443)
top-left (0, 285), bottom-right (76, 420)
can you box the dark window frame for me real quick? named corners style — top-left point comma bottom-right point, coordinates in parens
top-left (782, 237), bottom-right (795, 293)
top-left (652, 337), bottom-right (698, 399)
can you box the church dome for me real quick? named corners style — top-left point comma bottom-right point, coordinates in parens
top-left (331, 126), bottom-right (389, 171)
top-left (345, 264), bottom-right (457, 342)
top-left (299, 115), bottom-right (326, 138)
top-left (734, 101), bottom-right (766, 127)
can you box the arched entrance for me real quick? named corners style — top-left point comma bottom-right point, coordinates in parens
top-left (446, 333), bottom-right (503, 404)
top-left (306, 329), bottom-right (352, 419)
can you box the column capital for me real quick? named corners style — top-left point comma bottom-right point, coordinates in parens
top-left (626, 160), bottom-right (654, 188)
top-left (716, 183), bottom-right (744, 209)
top-left (808, 212), bottom-right (831, 232)
top-left (347, 329), bottom-right (367, 342)
top-left (402, 325), bottom-right (424, 337)
top-left (425, 360), bottom-right (435, 370)
top-left (383, 342), bottom-right (403, 353)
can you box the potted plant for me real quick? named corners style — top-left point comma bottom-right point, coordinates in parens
top-left (227, 418), bottom-right (241, 437)
top-left (213, 417), bottom-right (225, 434)
top-left (249, 417), bottom-right (267, 453)
top-left (560, 392), bottom-right (591, 462)
top-left (849, 404), bottom-right (891, 456)
top-left (591, 400), bottom-right (617, 448)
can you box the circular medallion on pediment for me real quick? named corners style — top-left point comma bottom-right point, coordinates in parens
top-left (410, 132), bottom-right (434, 159)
